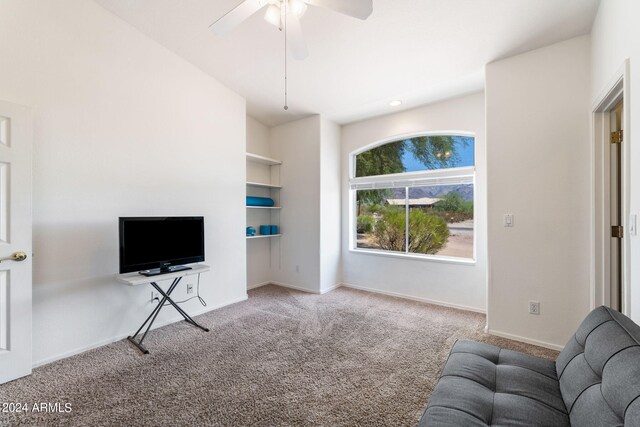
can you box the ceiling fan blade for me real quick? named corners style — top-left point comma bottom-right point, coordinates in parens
top-left (306, 0), bottom-right (373, 20)
top-left (287, 13), bottom-right (308, 60)
top-left (209, 0), bottom-right (268, 36)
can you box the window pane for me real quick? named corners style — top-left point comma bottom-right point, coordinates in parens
top-left (356, 188), bottom-right (406, 252)
top-left (355, 135), bottom-right (474, 177)
top-left (407, 185), bottom-right (474, 259)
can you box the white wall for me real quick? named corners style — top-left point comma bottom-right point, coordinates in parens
top-left (591, 0), bottom-right (640, 323)
top-left (0, 0), bottom-right (247, 365)
top-left (486, 36), bottom-right (591, 349)
top-left (340, 92), bottom-right (487, 312)
top-left (246, 116), bottom-right (273, 288)
top-left (247, 116), bottom-right (271, 157)
top-left (319, 118), bottom-right (342, 293)
top-left (269, 116), bottom-right (322, 292)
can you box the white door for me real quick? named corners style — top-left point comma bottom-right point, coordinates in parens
top-left (0, 100), bottom-right (33, 384)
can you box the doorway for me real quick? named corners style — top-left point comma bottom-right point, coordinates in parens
top-left (609, 100), bottom-right (623, 311)
top-left (592, 61), bottom-right (630, 315)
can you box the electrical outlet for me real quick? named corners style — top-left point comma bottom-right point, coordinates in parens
top-left (529, 301), bottom-right (540, 315)
top-left (151, 291), bottom-right (160, 303)
top-left (187, 284), bottom-right (194, 294)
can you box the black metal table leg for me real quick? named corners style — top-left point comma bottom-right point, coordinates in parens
top-left (151, 282), bottom-right (210, 332)
top-left (127, 277), bottom-right (180, 354)
top-left (127, 276), bottom-right (208, 354)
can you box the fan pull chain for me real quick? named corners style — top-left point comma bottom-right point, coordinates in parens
top-left (283, 0), bottom-right (288, 110)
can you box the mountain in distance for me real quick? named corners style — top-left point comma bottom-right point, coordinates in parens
top-left (389, 184), bottom-right (474, 201)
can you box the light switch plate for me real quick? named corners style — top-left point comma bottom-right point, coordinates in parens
top-left (630, 214), bottom-right (637, 236)
top-left (504, 214), bottom-right (514, 227)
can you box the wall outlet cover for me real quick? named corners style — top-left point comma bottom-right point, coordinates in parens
top-left (529, 301), bottom-right (540, 315)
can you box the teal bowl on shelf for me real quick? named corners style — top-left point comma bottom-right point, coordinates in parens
top-left (246, 226), bottom-right (256, 236)
top-left (259, 225), bottom-right (271, 235)
top-left (270, 225), bottom-right (279, 235)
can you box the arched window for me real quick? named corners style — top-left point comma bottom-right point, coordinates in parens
top-left (350, 134), bottom-right (475, 260)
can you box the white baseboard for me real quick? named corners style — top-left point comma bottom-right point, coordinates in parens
top-left (485, 328), bottom-right (564, 351)
top-left (320, 283), bottom-right (341, 294)
top-left (247, 281), bottom-right (271, 290)
top-left (249, 281), bottom-right (339, 295)
top-left (32, 294), bottom-right (249, 368)
top-left (269, 281), bottom-right (321, 294)
top-left (340, 282), bottom-right (486, 314)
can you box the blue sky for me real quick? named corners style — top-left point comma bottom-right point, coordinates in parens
top-left (401, 136), bottom-right (474, 172)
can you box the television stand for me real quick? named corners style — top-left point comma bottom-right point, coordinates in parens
top-left (139, 265), bottom-right (192, 277)
top-left (115, 264), bottom-right (210, 354)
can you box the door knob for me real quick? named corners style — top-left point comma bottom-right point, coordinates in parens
top-left (0, 251), bottom-right (27, 263)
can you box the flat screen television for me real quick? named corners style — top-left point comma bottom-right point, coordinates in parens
top-left (119, 216), bottom-right (205, 276)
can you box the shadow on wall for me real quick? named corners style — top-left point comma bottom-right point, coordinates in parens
top-left (31, 221), bottom-right (150, 336)
top-left (32, 221), bottom-right (119, 286)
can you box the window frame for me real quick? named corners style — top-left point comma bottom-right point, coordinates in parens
top-left (349, 131), bottom-right (477, 263)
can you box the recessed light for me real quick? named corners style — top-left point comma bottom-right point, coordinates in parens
top-left (389, 100), bottom-right (402, 107)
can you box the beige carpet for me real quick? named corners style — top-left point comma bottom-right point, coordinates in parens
top-left (0, 285), bottom-right (558, 426)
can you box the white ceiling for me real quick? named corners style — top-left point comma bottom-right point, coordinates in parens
top-left (94, 0), bottom-right (600, 126)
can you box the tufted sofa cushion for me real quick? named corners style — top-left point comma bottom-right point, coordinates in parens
top-left (419, 340), bottom-right (569, 426)
top-left (420, 306), bottom-right (640, 426)
top-left (556, 306), bottom-right (640, 426)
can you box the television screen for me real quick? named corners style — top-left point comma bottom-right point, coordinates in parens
top-left (119, 217), bottom-right (205, 274)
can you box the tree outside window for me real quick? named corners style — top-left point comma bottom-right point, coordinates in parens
top-left (353, 135), bottom-right (475, 260)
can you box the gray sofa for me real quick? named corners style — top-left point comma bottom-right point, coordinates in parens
top-left (419, 306), bottom-right (640, 426)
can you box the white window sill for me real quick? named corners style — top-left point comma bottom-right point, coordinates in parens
top-left (348, 248), bottom-right (477, 266)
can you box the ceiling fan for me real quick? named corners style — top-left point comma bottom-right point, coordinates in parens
top-left (209, 0), bottom-right (373, 60)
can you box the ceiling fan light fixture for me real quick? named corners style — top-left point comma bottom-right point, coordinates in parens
top-left (389, 100), bottom-right (402, 107)
top-left (264, 4), bottom-right (282, 27)
top-left (290, 0), bottom-right (308, 18)
top-left (209, 0), bottom-right (374, 112)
